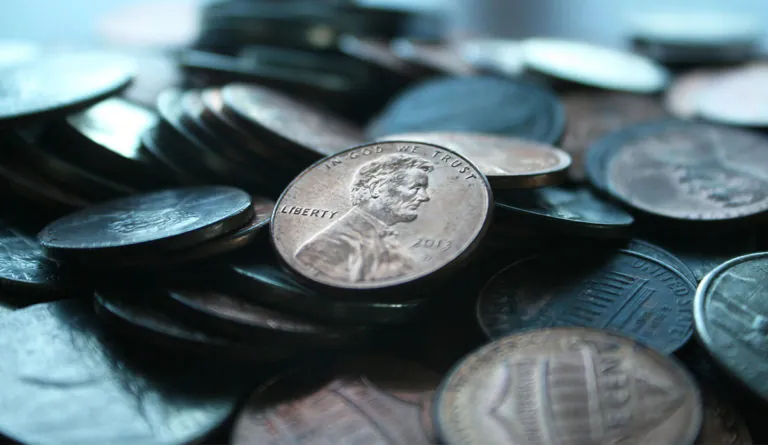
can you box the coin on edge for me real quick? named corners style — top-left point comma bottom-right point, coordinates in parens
top-left (377, 132), bottom-right (571, 189)
top-left (695, 252), bottom-right (768, 402)
top-left (271, 141), bottom-right (493, 295)
top-left (434, 328), bottom-right (702, 445)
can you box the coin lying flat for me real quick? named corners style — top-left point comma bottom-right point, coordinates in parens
top-left (0, 300), bottom-right (242, 445)
top-left (695, 252), bottom-right (768, 402)
top-left (232, 355), bottom-right (439, 445)
top-left (377, 132), bottom-right (570, 189)
top-left (697, 64), bottom-right (768, 127)
top-left (0, 52), bottom-right (135, 124)
top-left (434, 328), bottom-right (702, 445)
top-left (601, 120), bottom-right (768, 221)
top-left (477, 250), bottom-right (695, 354)
top-left (271, 141), bottom-right (492, 294)
top-left (0, 221), bottom-right (63, 296)
top-left (38, 186), bottom-right (253, 261)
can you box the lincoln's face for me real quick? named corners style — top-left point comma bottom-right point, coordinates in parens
top-left (377, 168), bottom-right (431, 224)
top-left (673, 165), bottom-right (767, 208)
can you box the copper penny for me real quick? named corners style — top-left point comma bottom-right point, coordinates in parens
top-left (434, 328), bottom-right (702, 445)
top-left (604, 120), bottom-right (768, 221)
top-left (271, 141), bottom-right (492, 294)
top-left (698, 63), bottom-right (768, 127)
top-left (664, 69), bottom-right (724, 119)
top-left (377, 132), bottom-right (571, 189)
top-left (562, 91), bottom-right (667, 181)
top-left (232, 355), bottom-right (440, 444)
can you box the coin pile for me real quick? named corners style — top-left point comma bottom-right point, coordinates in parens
top-left (0, 4), bottom-right (767, 444)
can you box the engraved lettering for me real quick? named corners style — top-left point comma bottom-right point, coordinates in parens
top-left (398, 145), bottom-right (418, 153)
top-left (279, 206), bottom-right (340, 219)
top-left (310, 209), bottom-right (320, 217)
top-left (302, 208), bottom-right (310, 216)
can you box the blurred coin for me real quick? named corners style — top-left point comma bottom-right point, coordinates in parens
top-left (368, 76), bottom-right (565, 144)
top-left (391, 39), bottom-right (475, 76)
top-left (697, 64), bottom-right (768, 127)
top-left (650, 232), bottom-right (757, 282)
top-left (695, 390), bottom-right (752, 445)
top-left (561, 91), bottom-right (668, 181)
top-left (122, 51), bottom-right (181, 109)
top-left (458, 38), bottom-right (524, 78)
top-left (97, 0), bottom-right (199, 48)
top-left (695, 252), bottom-right (768, 402)
top-left (520, 38), bottom-right (669, 93)
top-left (38, 187), bottom-right (253, 261)
top-left (624, 239), bottom-right (697, 285)
top-left (138, 124), bottom-right (201, 185)
top-left (338, 35), bottom-right (425, 80)
top-left (434, 328), bottom-right (702, 445)
top-left (0, 222), bottom-right (64, 298)
top-left (271, 141), bottom-right (492, 295)
top-left (477, 250), bottom-right (695, 353)
top-left (232, 355), bottom-right (439, 444)
top-left (377, 132), bottom-right (570, 189)
top-left (0, 52), bottom-right (135, 124)
top-left (0, 300), bottom-right (242, 444)
top-left (665, 68), bottom-right (723, 119)
top-left (0, 40), bottom-right (39, 69)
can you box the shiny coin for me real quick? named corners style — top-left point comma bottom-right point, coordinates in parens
top-left (477, 250), bottom-right (695, 353)
top-left (695, 252), bottom-right (768, 402)
top-left (697, 64), bottom-right (768, 127)
top-left (232, 355), bottom-right (439, 444)
top-left (367, 76), bottom-right (565, 144)
top-left (377, 132), bottom-right (570, 189)
top-left (0, 300), bottom-right (242, 444)
top-left (520, 38), bottom-right (669, 93)
top-left (39, 186), bottom-right (253, 261)
top-left (0, 221), bottom-right (63, 297)
top-left (0, 52), bottom-right (135, 124)
top-left (271, 141), bottom-right (492, 295)
top-left (561, 91), bottom-right (668, 181)
top-left (665, 69), bottom-right (724, 119)
top-left (601, 120), bottom-right (768, 221)
top-left (434, 328), bottom-right (702, 445)
top-left (695, 390), bottom-right (752, 445)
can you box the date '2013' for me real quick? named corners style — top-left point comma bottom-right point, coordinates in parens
top-left (412, 238), bottom-right (452, 251)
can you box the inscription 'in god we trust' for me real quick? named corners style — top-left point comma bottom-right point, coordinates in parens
top-left (279, 206), bottom-right (340, 219)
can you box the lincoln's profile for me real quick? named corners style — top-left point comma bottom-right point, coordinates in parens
top-left (295, 154), bottom-right (434, 283)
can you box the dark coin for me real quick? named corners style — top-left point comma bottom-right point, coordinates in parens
top-left (367, 76), bottom-right (565, 144)
top-left (232, 355), bottom-right (439, 444)
top-left (38, 187), bottom-right (253, 261)
top-left (338, 35), bottom-right (425, 81)
top-left (599, 120), bottom-right (768, 221)
top-left (624, 239), bottom-right (697, 285)
top-left (0, 221), bottom-right (63, 296)
top-left (434, 328), bottom-right (702, 445)
top-left (0, 52), bottom-right (135, 124)
top-left (561, 91), bottom-right (668, 181)
top-left (0, 300), bottom-right (242, 444)
top-left (695, 390), bottom-right (752, 445)
top-left (495, 186), bottom-right (633, 237)
top-left (694, 252), bottom-right (768, 402)
top-left (138, 125), bottom-right (201, 186)
top-left (477, 249), bottom-right (695, 354)
top-left (228, 262), bottom-right (429, 325)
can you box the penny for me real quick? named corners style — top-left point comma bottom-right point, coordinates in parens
top-left (232, 355), bottom-right (439, 444)
top-left (602, 120), bottom-right (768, 221)
top-left (694, 252), bottom-right (768, 402)
top-left (561, 91), bottom-right (668, 181)
top-left (434, 328), bottom-right (702, 445)
top-left (367, 76), bottom-right (565, 145)
top-left (477, 249), bottom-right (695, 354)
top-left (38, 186), bottom-right (253, 261)
top-left (697, 64), bottom-right (768, 127)
top-left (665, 69), bottom-right (724, 119)
top-left (495, 186), bottom-right (633, 237)
top-left (0, 221), bottom-right (63, 296)
top-left (0, 300), bottom-right (242, 444)
top-left (624, 239), bottom-right (697, 285)
top-left (695, 390), bottom-right (752, 445)
top-left (271, 141), bottom-right (492, 294)
top-left (377, 132), bottom-right (570, 189)
top-left (520, 38), bottom-right (669, 93)
top-left (221, 83), bottom-right (366, 160)
top-left (0, 52), bottom-right (135, 124)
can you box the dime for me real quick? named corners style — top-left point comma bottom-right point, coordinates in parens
top-left (695, 390), bottom-right (752, 445)
top-left (367, 76), bottom-right (565, 144)
top-left (377, 132), bottom-right (570, 189)
top-left (624, 239), bottom-right (697, 285)
top-left (0, 300), bottom-right (242, 444)
top-left (477, 250), bottom-right (695, 354)
top-left (697, 64), bottom-right (768, 127)
top-left (520, 38), bottom-right (669, 93)
top-left (232, 355), bottom-right (439, 444)
top-left (495, 186), bottom-right (633, 237)
top-left (434, 328), bottom-right (702, 445)
top-left (561, 91), bottom-right (668, 181)
top-left (0, 52), bottom-right (135, 123)
top-left (601, 120), bottom-right (768, 221)
top-left (665, 69), bottom-right (724, 119)
top-left (38, 187), bottom-right (253, 261)
top-left (271, 141), bottom-right (492, 294)
top-left (694, 252), bottom-right (768, 402)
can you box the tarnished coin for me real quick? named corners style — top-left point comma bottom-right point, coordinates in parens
top-left (0, 221), bottom-right (63, 296)
top-left (665, 69), bottom-right (723, 119)
top-left (561, 91), bottom-right (668, 181)
top-left (232, 355), bottom-right (439, 444)
top-left (698, 64), bottom-right (768, 127)
top-left (434, 328), bottom-right (702, 445)
top-left (600, 120), bottom-right (768, 221)
top-left (695, 390), bottom-right (752, 445)
top-left (695, 252), bottom-right (768, 402)
top-left (367, 76), bottom-right (565, 144)
top-left (0, 52), bottom-right (135, 124)
top-left (38, 187), bottom-right (253, 261)
top-left (377, 132), bottom-right (570, 189)
top-left (0, 300), bottom-right (242, 445)
top-left (624, 239), bottom-right (697, 285)
top-left (651, 232), bottom-right (757, 282)
top-left (271, 141), bottom-right (492, 294)
top-left (477, 250), bottom-right (695, 353)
